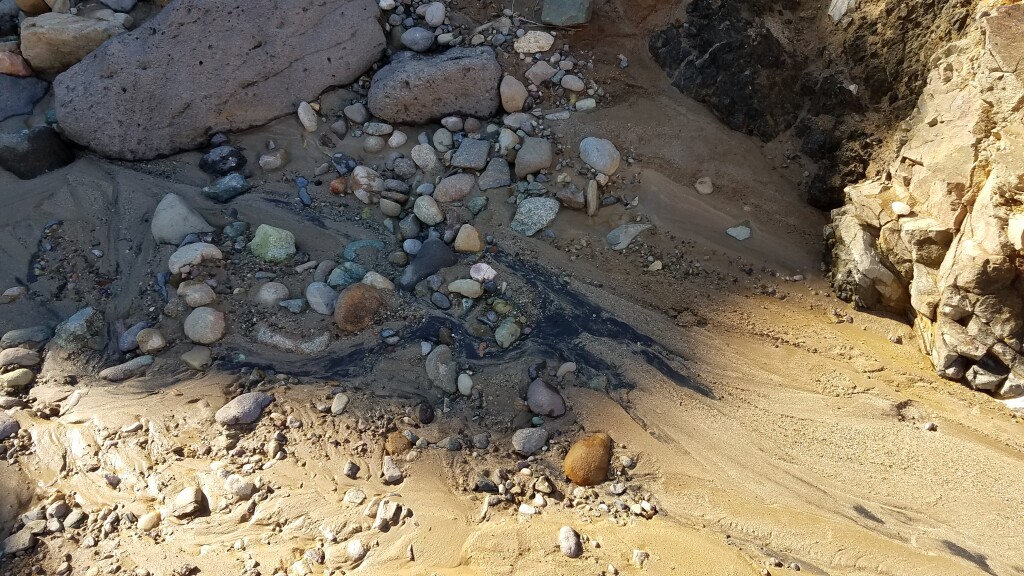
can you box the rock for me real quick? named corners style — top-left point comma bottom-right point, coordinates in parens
top-left (177, 281), bottom-right (216, 307)
top-left (382, 455), bottom-right (403, 484)
top-left (527, 379), bottom-right (566, 417)
top-left (453, 224), bottom-right (483, 253)
top-left (401, 27), bottom-right (434, 52)
top-left (451, 139), bottom-right (490, 171)
top-left (137, 511), bottom-right (160, 531)
top-left (579, 137), bottom-right (620, 175)
top-left (168, 242), bottom-right (223, 274)
top-left (183, 307), bottom-right (225, 344)
top-left (434, 173), bottom-right (477, 202)
top-left (0, 348), bottom-right (41, 367)
top-left (514, 31), bottom-right (555, 53)
top-left (511, 197), bottom-right (559, 236)
top-left (557, 184), bottom-right (585, 210)
top-left (494, 318), bottom-right (520, 348)
top-left (525, 61), bottom-right (557, 85)
top-left (135, 328), bottom-right (166, 353)
top-left (0, 75), bottom-right (48, 123)
top-left (411, 143), bottom-right (441, 174)
top-left (500, 75), bottom-right (528, 112)
top-left (202, 172), bottom-right (249, 202)
top-left (0, 126), bottom-right (74, 180)
top-left (478, 158), bottom-right (511, 190)
top-left (511, 427), bottom-right (548, 455)
top-left (0, 368), bottom-right (33, 390)
top-left (254, 325), bottom-right (331, 355)
top-left (305, 282), bottom-right (338, 315)
top-left (181, 346), bottom-right (212, 370)
top-left (333, 284), bottom-right (382, 333)
top-left (215, 392), bottom-right (273, 425)
top-left (560, 75), bottom-right (585, 92)
top-left (101, 0), bottom-right (137, 11)
top-left (542, 0), bottom-right (594, 26)
top-left (414, 195), bottom-right (445, 225)
top-left (200, 146), bottom-right (247, 175)
top-left (255, 282), bottom-right (289, 307)
top-left (152, 194), bottom-right (213, 245)
top-left (0, 413), bottom-right (20, 441)
top-left (448, 279), bottom-right (483, 298)
top-left (431, 292), bottom-right (452, 309)
top-left (563, 432), bottom-right (611, 486)
top-left (606, 223), bottom-right (651, 250)
top-left (331, 393), bottom-right (349, 415)
top-left (99, 355), bottom-right (153, 382)
top-left (362, 271), bottom-right (394, 291)
top-left (558, 525), bottom-right (583, 558)
top-left (0, 287), bottom-right (27, 304)
top-left (726, 223), bottom-right (751, 241)
top-left (367, 47), bottom-right (501, 124)
top-left (423, 1), bottom-right (446, 26)
top-left (171, 486), bottom-right (204, 518)
top-left (0, 326), bottom-right (52, 349)
top-left (15, 0), bottom-right (47, 16)
top-left (0, 52), bottom-right (33, 77)
top-left (20, 13), bottom-right (123, 73)
top-left (297, 101), bottom-right (317, 132)
top-left (515, 137), bottom-right (553, 177)
top-left (51, 307), bottom-right (103, 352)
top-left (0, 528), bottom-right (35, 556)
top-left (258, 149), bottom-right (288, 172)
top-left (53, 0), bottom-right (385, 159)
top-left (457, 373), bottom-right (473, 396)
top-left (397, 238), bottom-right (457, 290)
top-left (249, 224), bottom-right (296, 262)
top-left (426, 344), bottom-right (458, 393)
top-left (694, 176), bottom-right (713, 195)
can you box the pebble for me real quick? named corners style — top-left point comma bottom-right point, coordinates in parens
top-left (511, 197), bottom-right (559, 236)
top-left (576, 98), bottom-right (597, 111)
top-left (333, 284), bottom-right (383, 333)
top-left (136, 328), bottom-right (167, 353)
top-left (199, 146), bottom-right (246, 176)
top-left (331, 393), bottom-right (350, 415)
top-left (99, 356), bottom-right (154, 382)
top-left (564, 432), bottom-right (612, 486)
top-left (432, 128), bottom-right (454, 152)
top-left (494, 318), bottom-right (521, 348)
top-left (382, 455), bottom-right (403, 483)
top-left (401, 27), bottom-right (434, 52)
top-left (457, 373), bottom-right (473, 396)
top-left (413, 195), bottom-right (444, 225)
top-left (514, 31), bottom-right (555, 53)
top-left (183, 307), bottom-right (226, 344)
top-left (606, 223), bottom-right (651, 250)
top-left (448, 279), bottom-right (483, 298)
top-left (431, 292), bottom-right (452, 309)
top-left (0, 413), bottom-right (21, 441)
top-left (434, 172), bottom-right (477, 202)
top-left (181, 346), bottom-right (212, 370)
top-left (215, 392), bottom-right (273, 425)
top-left (171, 486), bottom-right (204, 518)
top-left (892, 201), bottom-right (912, 216)
top-left (559, 526), bottom-right (583, 558)
top-left (258, 149), bottom-right (288, 171)
top-left (249, 224), bottom-right (296, 262)
top-left (255, 282), bottom-right (289, 306)
top-left (297, 101), bottom-right (318, 132)
top-left (137, 511), bottom-right (161, 531)
top-left (579, 137), bottom-right (621, 175)
top-left (453, 224), bottom-right (483, 253)
top-left (560, 75), bottom-right (585, 92)
top-left (515, 137), bottom-right (553, 177)
top-left (726, 223), bottom-right (752, 241)
top-left (451, 139), bottom-right (490, 171)
top-left (511, 427), bottom-right (548, 455)
top-left (525, 61), bottom-right (557, 85)
top-left (362, 271), bottom-right (394, 291)
top-left (478, 157), bottom-right (512, 190)
top-left (177, 248), bottom-right (223, 281)
top-left (527, 379), bottom-right (566, 417)
top-left (694, 176), bottom-right (714, 195)
top-left (388, 131), bottom-right (408, 148)
top-left (152, 193), bottom-right (214, 245)
top-left (363, 135), bottom-right (386, 153)
top-left (500, 75), bottom-right (528, 112)
top-left (423, 1), bottom-right (446, 26)
top-left (411, 143), bottom-right (441, 173)
top-left (178, 280), bottom-right (216, 307)
top-left (0, 348), bottom-right (41, 367)
top-left (425, 344), bottom-right (458, 393)
top-left (344, 103), bottom-right (370, 124)
top-left (0, 286), bottom-right (27, 304)
top-left (441, 116), bottom-right (464, 132)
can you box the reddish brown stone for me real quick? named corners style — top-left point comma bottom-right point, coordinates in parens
top-left (333, 283), bottom-right (382, 333)
top-left (563, 432), bottom-right (612, 486)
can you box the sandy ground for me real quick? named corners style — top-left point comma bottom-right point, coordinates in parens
top-left (2, 1), bottom-right (1024, 575)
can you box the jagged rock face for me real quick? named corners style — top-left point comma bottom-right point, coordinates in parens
top-left (53, 0), bottom-right (385, 160)
top-left (648, 0), bottom-right (976, 210)
top-left (829, 3), bottom-right (1024, 399)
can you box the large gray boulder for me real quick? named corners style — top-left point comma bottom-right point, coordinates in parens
top-left (53, 0), bottom-right (385, 159)
top-left (368, 47), bottom-right (501, 124)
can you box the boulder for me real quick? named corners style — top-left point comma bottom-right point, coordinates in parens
top-left (563, 432), bottom-right (611, 486)
top-left (151, 194), bottom-right (213, 245)
top-left (21, 13), bottom-right (124, 73)
top-left (0, 75), bottom-right (48, 122)
top-left (367, 47), bottom-right (501, 124)
top-left (53, 0), bottom-right (385, 159)
top-left (0, 127), bottom-right (74, 180)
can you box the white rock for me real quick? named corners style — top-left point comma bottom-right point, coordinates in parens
top-left (514, 31), bottom-right (554, 53)
top-left (579, 137), bottom-right (621, 175)
top-left (388, 131), bottom-right (408, 148)
top-left (346, 538), bottom-right (366, 562)
top-left (518, 503), bottom-right (537, 515)
top-left (457, 373), bottom-right (473, 396)
top-left (423, 1), bottom-right (446, 26)
top-left (298, 101), bottom-right (317, 132)
top-left (470, 263), bottom-right (497, 282)
top-left (168, 242), bottom-right (223, 274)
top-left (694, 176), bottom-right (713, 195)
top-left (1009, 214), bottom-right (1024, 251)
top-left (891, 201), bottom-right (912, 216)
top-left (361, 271), bottom-right (394, 290)
top-left (382, 455), bottom-right (403, 483)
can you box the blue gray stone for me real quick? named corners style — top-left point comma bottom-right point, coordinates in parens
top-left (0, 75), bottom-right (48, 122)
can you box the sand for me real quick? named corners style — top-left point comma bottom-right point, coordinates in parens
top-left (1, 0), bottom-right (1023, 575)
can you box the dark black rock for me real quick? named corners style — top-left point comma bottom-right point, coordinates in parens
top-left (473, 475), bottom-right (498, 493)
top-left (397, 238), bottom-right (457, 291)
top-left (209, 133), bottom-right (230, 147)
top-left (430, 292), bottom-right (452, 310)
top-left (202, 172), bottom-right (249, 203)
top-left (199, 146), bottom-right (247, 175)
top-left (415, 402), bottom-right (434, 425)
top-left (0, 127), bottom-right (74, 180)
top-left (0, 75), bottom-right (49, 122)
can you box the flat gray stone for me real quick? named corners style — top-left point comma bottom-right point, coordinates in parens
top-left (0, 75), bottom-right (48, 122)
top-left (511, 197), bottom-right (559, 236)
top-left (99, 355), bottom-right (154, 382)
top-left (215, 392), bottom-right (273, 425)
top-left (151, 193), bottom-right (214, 245)
top-left (0, 326), bottom-right (52, 349)
top-left (451, 138), bottom-right (490, 170)
top-left (511, 427), bottom-right (548, 455)
top-left (477, 158), bottom-right (511, 190)
top-left (606, 223), bottom-right (651, 250)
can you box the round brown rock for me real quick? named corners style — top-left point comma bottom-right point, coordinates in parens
top-left (563, 432), bottom-right (612, 486)
top-left (333, 283), bottom-right (382, 333)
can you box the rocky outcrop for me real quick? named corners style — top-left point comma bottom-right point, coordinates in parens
top-left (367, 47), bottom-right (501, 124)
top-left (828, 3), bottom-right (1024, 399)
top-left (53, 0), bottom-right (385, 160)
